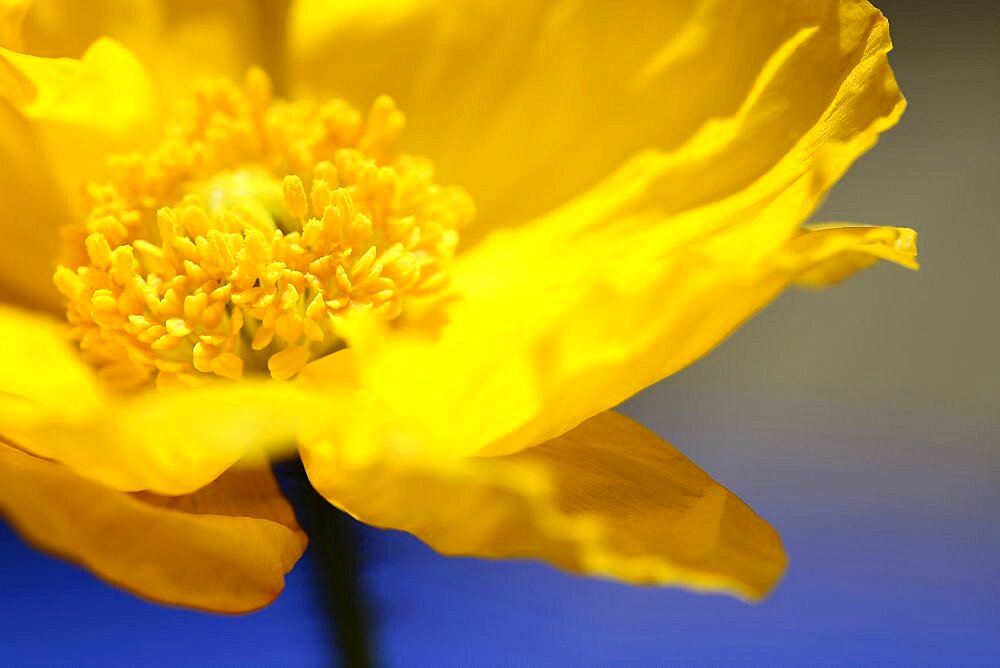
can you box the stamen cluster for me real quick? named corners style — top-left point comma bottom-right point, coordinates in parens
top-left (54, 69), bottom-right (474, 390)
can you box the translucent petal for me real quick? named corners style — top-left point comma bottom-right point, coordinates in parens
top-left (302, 410), bottom-right (785, 601)
top-left (0, 443), bottom-right (306, 613)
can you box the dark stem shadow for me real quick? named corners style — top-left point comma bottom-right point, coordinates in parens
top-left (275, 457), bottom-right (377, 668)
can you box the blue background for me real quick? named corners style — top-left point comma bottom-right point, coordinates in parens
top-left (3, 394), bottom-right (998, 666)
top-left (3, 0), bottom-right (999, 664)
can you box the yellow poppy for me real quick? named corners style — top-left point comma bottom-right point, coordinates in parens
top-left (0, 0), bottom-right (917, 612)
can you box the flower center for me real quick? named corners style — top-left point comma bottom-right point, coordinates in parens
top-left (54, 69), bottom-right (474, 391)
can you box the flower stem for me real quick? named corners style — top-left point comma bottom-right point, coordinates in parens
top-left (277, 458), bottom-right (377, 667)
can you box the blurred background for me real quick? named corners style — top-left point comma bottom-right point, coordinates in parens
top-left (2, 0), bottom-right (998, 665)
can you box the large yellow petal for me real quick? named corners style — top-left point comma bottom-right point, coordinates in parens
top-left (316, 0), bottom-right (913, 458)
top-left (0, 37), bottom-right (159, 309)
top-left (302, 410), bottom-right (785, 601)
top-left (0, 304), bottom-right (333, 494)
top-left (290, 0), bottom-right (900, 241)
top-left (0, 442), bottom-right (306, 613)
top-left (15, 0), bottom-right (290, 97)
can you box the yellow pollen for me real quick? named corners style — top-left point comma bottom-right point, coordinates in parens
top-left (55, 69), bottom-right (475, 391)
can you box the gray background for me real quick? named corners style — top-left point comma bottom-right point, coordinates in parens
top-left (626, 0), bottom-right (999, 522)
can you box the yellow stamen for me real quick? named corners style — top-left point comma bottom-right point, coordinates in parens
top-left (55, 68), bottom-right (475, 390)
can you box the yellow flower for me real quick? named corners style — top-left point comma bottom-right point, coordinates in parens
top-left (0, 0), bottom-right (917, 612)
